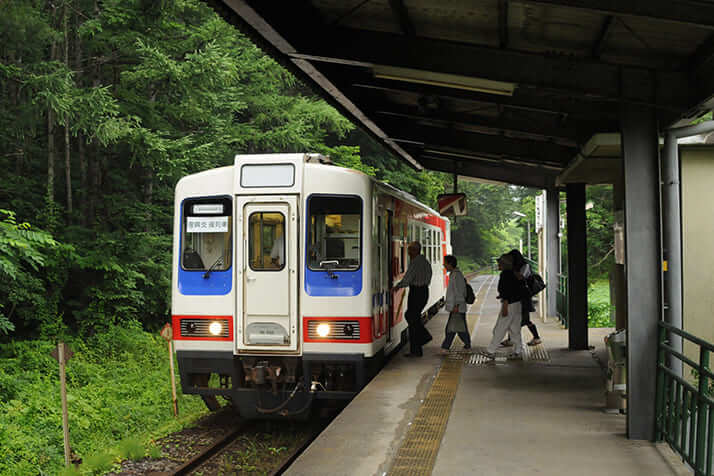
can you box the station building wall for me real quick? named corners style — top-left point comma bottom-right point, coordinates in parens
top-left (681, 146), bottom-right (714, 364)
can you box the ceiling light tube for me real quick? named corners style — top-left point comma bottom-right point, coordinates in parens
top-left (373, 65), bottom-right (515, 96)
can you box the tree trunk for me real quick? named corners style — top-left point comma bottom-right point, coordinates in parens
top-left (9, 50), bottom-right (24, 175)
top-left (64, 2), bottom-right (73, 216)
top-left (47, 5), bottom-right (58, 202)
top-left (75, 10), bottom-right (88, 225)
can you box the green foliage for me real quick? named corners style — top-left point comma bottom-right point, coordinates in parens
top-left (0, 210), bottom-right (62, 335)
top-left (588, 280), bottom-right (615, 328)
top-left (147, 443), bottom-right (162, 459)
top-left (0, 325), bottom-right (207, 476)
top-left (454, 255), bottom-right (480, 274)
top-left (80, 452), bottom-right (115, 475)
top-left (585, 185), bottom-right (614, 280)
top-left (58, 466), bottom-right (82, 476)
top-left (117, 437), bottom-right (145, 461)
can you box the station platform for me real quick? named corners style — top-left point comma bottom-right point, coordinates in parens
top-left (285, 274), bottom-right (690, 476)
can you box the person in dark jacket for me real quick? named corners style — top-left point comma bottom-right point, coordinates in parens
top-left (481, 253), bottom-right (524, 359)
top-left (393, 241), bottom-right (433, 357)
top-left (500, 249), bottom-right (542, 347)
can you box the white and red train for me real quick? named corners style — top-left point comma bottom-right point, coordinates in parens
top-left (172, 153), bottom-right (450, 417)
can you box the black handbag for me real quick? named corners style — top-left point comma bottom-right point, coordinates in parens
top-left (526, 273), bottom-right (546, 296)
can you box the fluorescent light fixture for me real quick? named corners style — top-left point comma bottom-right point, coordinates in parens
top-left (373, 65), bottom-right (515, 96)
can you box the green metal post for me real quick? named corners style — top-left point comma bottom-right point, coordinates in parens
top-left (706, 405), bottom-right (714, 476)
top-left (695, 349), bottom-right (710, 474)
top-left (685, 392), bottom-right (699, 466)
top-left (656, 325), bottom-right (667, 441)
top-left (675, 381), bottom-right (682, 452)
top-left (681, 389), bottom-right (689, 457)
top-left (668, 376), bottom-right (676, 445)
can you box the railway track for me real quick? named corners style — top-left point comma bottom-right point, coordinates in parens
top-left (164, 417), bottom-right (328, 476)
top-left (168, 424), bottom-right (247, 476)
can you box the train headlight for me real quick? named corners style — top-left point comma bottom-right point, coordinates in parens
top-left (209, 321), bottom-right (223, 336)
top-left (316, 323), bottom-right (330, 337)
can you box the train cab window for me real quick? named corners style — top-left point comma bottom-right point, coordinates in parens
top-left (248, 212), bottom-right (285, 271)
top-left (181, 197), bottom-right (232, 272)
top-left (308, 195), bottom-right (362, 271)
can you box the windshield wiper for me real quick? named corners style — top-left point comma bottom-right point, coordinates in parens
top-left (203, 257), bottom-right (223, 279)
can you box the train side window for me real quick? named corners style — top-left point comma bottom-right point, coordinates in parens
top-left (423, 228), bottom-right (431, 262)
top-left (307, 195), bottom-right (362, 271)
top-left (248, 212), bottom-right (285, 271)
top-left (181, 197), bottom-right (232, 272)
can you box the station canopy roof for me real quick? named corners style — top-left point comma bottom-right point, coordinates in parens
top-left (209, 0), bottom-right (714, 189)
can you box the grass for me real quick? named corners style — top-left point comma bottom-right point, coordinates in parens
top-left (0, 321), bottom-right (209, 475)
top-left (588, 279), bottom-right (615, 328)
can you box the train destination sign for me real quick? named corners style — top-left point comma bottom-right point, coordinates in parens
top-left (186, 216), bottom-right (228, 233)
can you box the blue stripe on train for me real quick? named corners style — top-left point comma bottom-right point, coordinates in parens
top-left (178, 268), bottom-right (232, 295)
top-left (304, 268), bottom-right (362, 296)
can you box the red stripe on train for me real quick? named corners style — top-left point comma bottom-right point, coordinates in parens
top-left (303, 317), bottom-right (373, 343)
top-left (172, 315), bottom-right (233, 341)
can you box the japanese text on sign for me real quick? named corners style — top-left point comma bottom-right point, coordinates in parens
top-left (187, 216), bottom-right (228, 233)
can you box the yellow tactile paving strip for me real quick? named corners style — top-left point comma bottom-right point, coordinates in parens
top-left (389, 276), bottom-right (495, 476)
top-left (388, 357), bottom-right (463, 476)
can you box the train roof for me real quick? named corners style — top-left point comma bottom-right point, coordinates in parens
top-left (179, 154), bottom-right (449, 223)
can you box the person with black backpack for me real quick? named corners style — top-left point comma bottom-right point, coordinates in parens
top-left (440, 255), bottom-right (472, 354)
top-left (499, 249), bottom-right (543, 347)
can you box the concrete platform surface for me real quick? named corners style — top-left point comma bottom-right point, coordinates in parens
top-left (286, 274), bottom-right (690, 476)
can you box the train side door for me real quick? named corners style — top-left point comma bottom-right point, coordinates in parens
top-left (387, 209), bottom-right (394, 342)
top-left (236, 196), bottom-right (298, 353)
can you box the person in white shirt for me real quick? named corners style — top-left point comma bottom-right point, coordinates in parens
top-left (393, 241), bottom-right (433, 357)
top-left (441, 255), bottom-right (471, 354)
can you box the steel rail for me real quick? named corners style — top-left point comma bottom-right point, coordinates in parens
top-left (169, 425), bottom-right (246, 476)
top-left (268, 426), bottom-right (325, 476)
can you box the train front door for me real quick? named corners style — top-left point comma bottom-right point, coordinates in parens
top-left (236, 196), bottom-right (298, 353)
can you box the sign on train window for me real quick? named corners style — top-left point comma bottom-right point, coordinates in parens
top-left (307, 195), bottom-right (362, 271)
top-left (248, 212), bottom-right (285, 271)
top-left (240, 164), bottom-right (295, 188)
top-left (181, 197), bottom-right (232, 272)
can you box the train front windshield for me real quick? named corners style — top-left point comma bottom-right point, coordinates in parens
top-left (181, 198), bottom-right (232, 272)
top-left (307, 195), bottom-right (361, 271)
